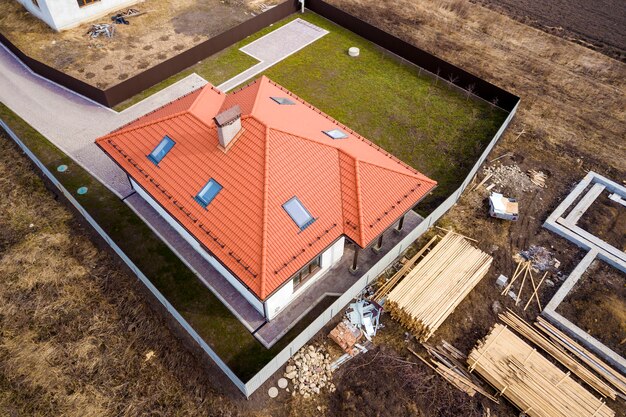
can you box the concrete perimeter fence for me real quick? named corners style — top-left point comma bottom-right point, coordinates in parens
top-left (2, 100), bottom-right (519, 397)
top-left (1, 0), bottom-right (520, 397)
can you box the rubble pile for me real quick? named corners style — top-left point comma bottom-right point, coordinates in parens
top-left (284, 345), bottom-right (335, 397)
top-left (483, 163), bottom-right (537, 192)
top-left (519, 245), bottom-right (560, 271)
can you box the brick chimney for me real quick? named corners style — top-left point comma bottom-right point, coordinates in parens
top-left (214, 105), bottom-right (242, 150)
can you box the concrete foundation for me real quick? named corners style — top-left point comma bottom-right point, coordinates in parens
top-left (542, 171), bottom-right (626, 374)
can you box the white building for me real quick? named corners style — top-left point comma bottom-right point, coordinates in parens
top-left (15, 0), bottom-right (138, 31)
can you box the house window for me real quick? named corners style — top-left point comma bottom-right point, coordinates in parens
top-left (323, 129), bottom-right (348, 139)
top-left (195, 179), bottom-right (222, 208)
top-left (283, 196), bottom-right (315, 230)
top-left (293, 255), bottom-right (321, 288)
top-left (77, 0), bottom-right (101, 7)
top-left (147, 135), bottom-right (175, 165)
top-left (270, 97), bottom-right (295, 105)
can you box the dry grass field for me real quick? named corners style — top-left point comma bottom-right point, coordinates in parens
top-left (1, 0), bottom-right (625, 416)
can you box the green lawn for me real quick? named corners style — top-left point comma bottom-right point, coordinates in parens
top-left (115, 12), bottom-right (507, 213)
top-left (0, 105), bottom-right (326, 381)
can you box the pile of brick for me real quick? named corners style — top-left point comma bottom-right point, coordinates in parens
top-left (329, 321), bottom-right (362, 354)
top-left (284, 345), bottom-right (336, 397)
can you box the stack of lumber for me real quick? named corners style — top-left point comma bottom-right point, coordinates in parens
top-left (535, 317), bottom-right (626, 399)
top-left (372, 235), bottom-right (439, 303)
top-left (468, 324), bottom-right (615, 417)
top-left (500, 311), bottom-right (616, 399)
top-left (387, 232), bottom-right (492, 341)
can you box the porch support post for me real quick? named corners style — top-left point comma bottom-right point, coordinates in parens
top-left (349, 247), bottom-right (360, 274)
top-left (373, 233), bottom-right (384, 253)
top-left (395, 214), bottom-right (405, 234)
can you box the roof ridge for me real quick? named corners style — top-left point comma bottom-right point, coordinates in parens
top-left (259, 123), bottom-right (271, 299)
top-left (250, 75), bottom-right (269, 116)
top-left (353, 159), bottom-right (367, 245)
top-left (188, 83), bottom-right (225, 114)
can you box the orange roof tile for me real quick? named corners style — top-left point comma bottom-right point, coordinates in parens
top-left (96, 76), bottom-right (436, 300)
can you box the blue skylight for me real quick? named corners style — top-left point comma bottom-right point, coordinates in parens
top-left (271, 96), bottom-right (295, 105)
top-left (195, 179), bottom-right (222, 208)
top-left (323, 129), bottom-right (348, 140)
top-left (147, 135), bottom-right (175, 165)
top-left (283, 197), bottom-right (315, 230)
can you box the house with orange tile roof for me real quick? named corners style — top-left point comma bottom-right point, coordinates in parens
top-left (96, 76), bottom-right (436, 320)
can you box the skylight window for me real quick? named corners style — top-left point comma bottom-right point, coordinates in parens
top-left (148, 135), bottom-right (175, 165)
top-left (270, 96), bottom-right (295, 105)
top-left (283, 197), bottom-right (315, 230)
top-left (195, 179), bottom-right (222, 208)
top-left (323, 129), bottom-right (348, 140)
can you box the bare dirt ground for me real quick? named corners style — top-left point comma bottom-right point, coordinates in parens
top-left (469, 0), bottom-right (626, 62)
top-left (0, 0), bottom-right (283, 88)
top-left (578, 191), bottom-right (626, 251)
top-left (557, 260), bottom-right (626, 357)
top-left (1, 0), bottom-right (626, 416)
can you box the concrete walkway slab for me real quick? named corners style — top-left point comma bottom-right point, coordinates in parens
top-left (217, 18), bottom-right (328, 92)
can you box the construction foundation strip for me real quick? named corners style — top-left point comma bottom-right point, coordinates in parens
top-left (387, 232), bottom-right (492, 341)
top-left (468, 324), bottom-right (614, 417)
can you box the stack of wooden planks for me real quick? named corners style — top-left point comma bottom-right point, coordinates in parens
top-left (500, 310), bottom-right (617, 399)
top-left (372, 235), bottom-right (439, 303)
top-left (468, 324), bottom-right (615, 417)
top-left (387, 232), bottom-right (492, 341)
top-left (535, 317), bottom-right (626, 399)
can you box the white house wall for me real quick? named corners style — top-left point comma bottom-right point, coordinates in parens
top-left (15, 0), bottom-right (56, 28)
top-left (130, 178), bottom-right (266, 316)
top-left (264, 237), bottom-right (345, 320)
top-left (16, 0), bottom-right (139, 31)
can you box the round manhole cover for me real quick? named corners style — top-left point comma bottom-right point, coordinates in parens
top-left (268, 387), bottom-right (279, 398)
top-left (278, 378), bottom-right (288, 389)
top-left (57, 164), bottom-right (68, 172)
top-left (77, 186), bottom-right (88, 195)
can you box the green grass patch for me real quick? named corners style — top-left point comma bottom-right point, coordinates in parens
top-left (0, 104), bottom-right (324, 381)
top-left (115, 12), bottom-right (507, 212)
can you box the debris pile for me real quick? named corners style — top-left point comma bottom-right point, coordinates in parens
top-left (528, 169), bottom-right (547, 187)
top-left (87, 24), bottom-right (115, 38)
top-left (519, 245), bottom-right (560, 271)
top-left (482, 163), bottom-right (537, 192)
top-left (409, 342), bottom-right (498, 402)
top-left (284, 345), bottom-right (335, 397)
top-left (111, 8), bottom-right (143, 25)
top-left (329, 321), bottom-right (361, 354)
top-left (345, 299), bottom-right (382, 340)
